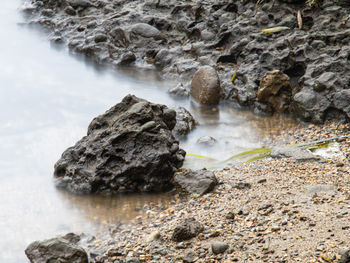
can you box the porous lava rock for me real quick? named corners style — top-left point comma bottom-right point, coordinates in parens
top-left (54, 95), bottom-right (186, 194)
top-left (25, 233), bottom-right (88, 263)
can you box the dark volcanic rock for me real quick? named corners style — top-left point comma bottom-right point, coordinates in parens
top-left (172, 107), bottom-right (196, 139)
top-left (25, 233), bottom-right (88, 263)
top-left (173, 169), bottom-right (217, 195)
top-left (54, 95), bottom-right (186, 194)
top-left (292, 89), bottom-right (331, 123)
top-left (25, 0), bottom-right (350, 123)
top-left (190, 66), bottom-right (221, 105)
top-left (67, 0), bottom-right (95, 9)
top-left (171, 217), bottom-right (204, 242)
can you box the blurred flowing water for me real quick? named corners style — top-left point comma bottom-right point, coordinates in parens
top-left (0, 1), bottom-right (297, 262)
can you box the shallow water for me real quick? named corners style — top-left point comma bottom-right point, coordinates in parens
top-left (0, 1), bottom-right (297, 262)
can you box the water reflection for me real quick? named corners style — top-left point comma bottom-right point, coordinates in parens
top-left (57, 190), bottom-right (174, 224)
top-left (182, 102), bottom-right (297, 169)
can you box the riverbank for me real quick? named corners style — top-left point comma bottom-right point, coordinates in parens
top-left (19, 0), bottom-right (350, 261)
top-left (80, 121), bottom-right (350, 263)
top-left (24, 0), bottom-right (350, 123)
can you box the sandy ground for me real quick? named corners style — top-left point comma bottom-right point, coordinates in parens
top-left (86, 121), bottom-right (350, 263)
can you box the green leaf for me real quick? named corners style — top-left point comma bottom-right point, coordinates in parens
top-left (185, 154), bottom-right (218, 161)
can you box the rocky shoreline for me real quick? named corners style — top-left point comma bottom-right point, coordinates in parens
top-left (26, 121), bottom-right (350, 262)
top-left (81, 122), bottom-right (349, 263)
top-left (20, 0), bottom-right (350, 262)
top-left (23, 0), bottom-right (350, 122)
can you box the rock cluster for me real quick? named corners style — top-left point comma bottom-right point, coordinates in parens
top-left (24, 0), bottom-right (350, 122)
top-left (54, 94), bottom-right (185, 194)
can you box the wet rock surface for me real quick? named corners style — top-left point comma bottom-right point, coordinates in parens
top-left (54, 94), bottom-right (186, 194)
top-left (196, 136), bottom-right (218, 147)
top-left (25, 233), bottom-right (88, 263)
top-left (190, 66), bottom-right (221, 105)
top-left (172, 107), bottom-right (196, 140)
top-left (172, 168), bottom-right (217, 195)
top-left (23, 0), bottom-right (350, 122)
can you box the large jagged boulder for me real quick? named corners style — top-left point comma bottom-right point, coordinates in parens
top-left (54, 95), bottom-right (186, 194)
top-left (25, 233), bottom-right (88, 263)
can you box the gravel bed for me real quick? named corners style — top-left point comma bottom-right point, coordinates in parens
top-left (84, 122), bottom-right (350, 263)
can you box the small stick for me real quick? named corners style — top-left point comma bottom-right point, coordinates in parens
top-left (297, 10), bottom-right (303, 30)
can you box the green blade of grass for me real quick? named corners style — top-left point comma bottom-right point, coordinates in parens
top-left (306, 142), bottom-right (330, 151)
top-left (223, 148), bottom-right (271, 162)
top-left (244, 152), bottom-right (271, 163)
top-left (185, 154), bottom-right (218, 161)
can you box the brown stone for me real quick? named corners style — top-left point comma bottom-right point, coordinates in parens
top-left (190, 66), bottom-right (220, 105)
top-left (257, 70), bottom-right (290, 112)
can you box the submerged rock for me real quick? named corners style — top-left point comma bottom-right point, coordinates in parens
top-left (54, 95), bottom-right (185, 194)
top-left (168, 83), bottom-right (189, 97)
top-left (196, 136), bottom-right (217, 147)
top-left (172, 169), bottom-right (217, 195)
top-left (25, 233), bottom-right (88, 263)
top-left (190, 66), bottom-right (220, 105)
